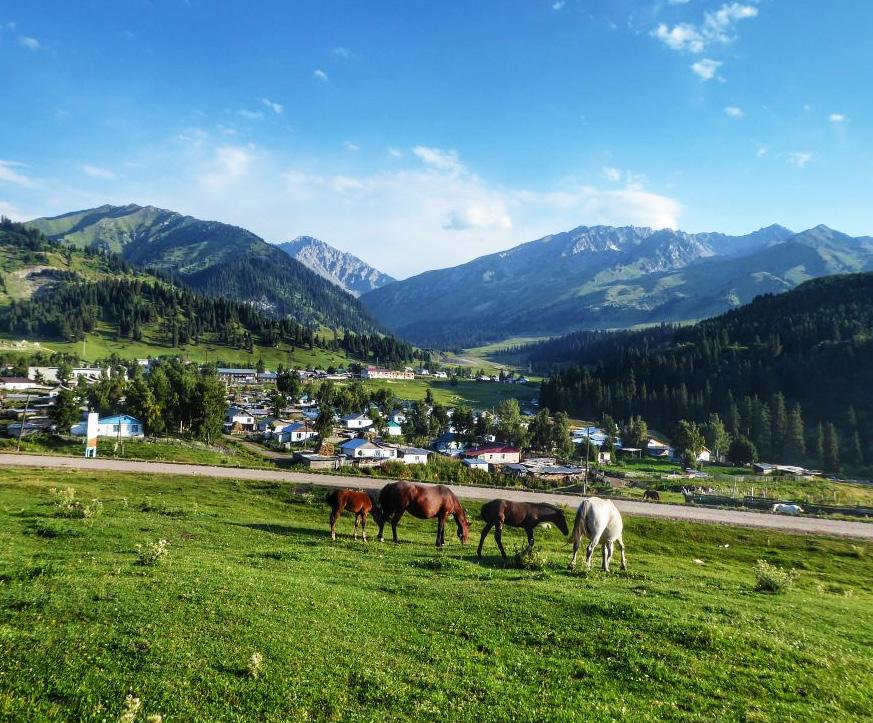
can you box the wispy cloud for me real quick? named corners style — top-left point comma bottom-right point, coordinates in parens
top-left (387, 147), bottom-right (403, 158)
top-left (313, 68), bottom-right (329, 82)
top-left (259, 97), bottom-right (283, 115)
top-left (829, 113), bottom-right (846, 123)
top-left (0, 160), bottom-right (38, 188)
top-left (552, 1), bottom-right (565, 10)
top-left (690, 58), bottom-right (721, 81)
top-left (82, 164), bottom-right (116, 180)
top-left (19, 35), bottom-right (40, 51)
top-left (237, 109), bottom-right (263, 120)
top-left (756, 145), bottom-right (768, 158)
top-left (787, 151), bottom-right (812, 168)
top-left (413, 146), bottom-right (464, 173)
top-left (602, 166), bottom-right (622, 182)
top-left (330, 46), bottom-right (355, 60)
top-left (724, 106), bottom-right (744, 118)
top-left (343, 141), bottom-right (360, 152)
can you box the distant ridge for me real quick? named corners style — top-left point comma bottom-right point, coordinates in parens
top-left (277, 236), bottom-right (394, 297)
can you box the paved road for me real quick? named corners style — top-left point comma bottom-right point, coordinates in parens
top-left (1, 452), bottom-right (871, 540)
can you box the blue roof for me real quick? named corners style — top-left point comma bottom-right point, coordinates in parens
top-left (98, 414), bottom-right (141, 425)
top-left (340, 438), bottom-right (370, 450)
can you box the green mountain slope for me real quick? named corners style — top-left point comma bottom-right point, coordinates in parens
top-left (27, 205), bottom-right (379, 332)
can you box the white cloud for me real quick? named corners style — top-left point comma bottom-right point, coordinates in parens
top-left (756, 145), bottom-right (768, 158)
top-left (668, 0), bottom-right (692, 4)
top-left (0, 160), bottom-right (37, 188)
top-left (690, 58), bottom-right (721, 80)
top-left (19, 36), bottom-right (40, 50)
top-left (387, 147), bottom-right (403, 158)
top-left (237, 109), bottom-right (263, 120)
top-left (82, 164), bottom-right (116, 180)
top-left (0, 200), bottom-right (26, 220)
top-left (602, 166), bottom-right (622, 182)
top-left (703, 3), bottom-right (757, 43)
top-left (552, 1), bottom-right (565, 10)
top-left (787, 151), bottom-right (812, 168)
top-left (413, 146), bottom-right (463, 173)
top-left (829, 113), bottom-right (846, 123)
top-left (443, 202), bottom-right (512, 231)
top-left (652, 23), bottom-right (704, 53)
top-left (343, 141), bottom-right (360, 152)
top-left (200, 146), bottom-right (254, 189)
top-left (259, 97), bottom-right (283, 115)
top-left (724, 106), bottom-right (744, 118)
top-left (313, 68), bottom-right (329, 82)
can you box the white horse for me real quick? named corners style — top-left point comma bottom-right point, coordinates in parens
top-left (570, 497), bottom-right (627, 571)
top-left (771, 503), bottom-right (804, 515)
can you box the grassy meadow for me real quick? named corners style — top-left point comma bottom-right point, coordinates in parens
top-left (0, 467), bottom-right (871, 721)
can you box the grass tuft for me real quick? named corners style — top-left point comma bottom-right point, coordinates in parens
top-left (512, 545), bottom-right (548, 571)
top-left (754, 559), bottom-right (799, 593)
top-left (136, 539), bottom-right (169, 566)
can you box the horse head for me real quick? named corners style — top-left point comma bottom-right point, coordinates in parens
top-left (553, 509), bottom-right (570, 536)
top-left (454, 506), bottom-right (470, 544)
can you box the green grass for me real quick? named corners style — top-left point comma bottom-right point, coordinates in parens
top-left (0, 326), bottom-right (349, 369)
top-left (0, 435), bottom-right (278, 469)
top-left (356, 378), bottom-right (539, 409)
top-left (0, 468), bottom-right (871, 721)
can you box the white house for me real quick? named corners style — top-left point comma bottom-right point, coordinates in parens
top-left (341, 412), bottom-right (373, 431)
top-left (216, 368), bottom-right (258, 385)
top-left (462, 445), bottom-right (521, 464)
top-left (396, 446), bottom-right (431, 465)
top-left (225, 406), bottom-right (255, 431)
top-left (28, 366), bottom-right (120, 385)
top-left (389, 409), bottom-right (407, 425)
top-left (257, 417), bottom-right (289, 435)
top-left (360, 366), bottom-right (415, 380)
top-left (276, 422), bottom-right (318, 444)
top-left (339, 438), bottom-right (397, 460)
top-left (385, 421), bottom-right (403, 437)
top-left (646, 439), bottom-right (674, 459)
top-left (0, 376), bottom-right (43, 391)
top-left (71, 414), bottom-right (144, 439)
top-left (462, 458), bottom-right (489, 472)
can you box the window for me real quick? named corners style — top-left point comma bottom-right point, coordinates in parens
top-left (112, 425), bottom-right (119, 432)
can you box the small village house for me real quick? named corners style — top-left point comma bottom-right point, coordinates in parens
top-left (70, 414), bottom-right (144, 439)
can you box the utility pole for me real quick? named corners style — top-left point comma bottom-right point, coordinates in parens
top-left (16, 393), bottom-right (31, 452)
top-left (584, 429), bottom-right (590, 496)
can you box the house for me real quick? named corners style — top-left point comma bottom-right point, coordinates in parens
top-left (27, 366), bottom-right (120, 385)
top-left (276, 421), bottom-right (318, 444)
top-left (462, 445), bottom-right (520, 464)
top-left (294, 452), bottom-right (348, 470)
top-left (754, 463), bottom-right (776, 475)
top-left (338, 438), bottom-right (397, 460)
top-left (385, 421), bottom-right (403, 437)
top-left (462, 458), bottom-right (489, 472)
top-left (341, 412), bottom-right (373, 430)
top-left (225, 406), bottom-right (255, 432)
top-left (433, 431), bottom-right (467, 456)
top-left (257, 417), bottom-right (288, 435)
top-left (432, 371), bottom-right (448, 379)
top-left (646, 439), bottom-right (674, 458)
top-left (0, 377), bottom-right (43, 392)
top-left (360, 366), bottom-right (415, 381)
top-left (389, 409), bottom-right (407, 425)
top-left (396, 446), bottom-right (431, 465)
top-left (216, 368), bottom-right (258, 385)
top-left (7, 418), bottom-right (55, 436)
top-left (70, 414), bottom-right (144, 439)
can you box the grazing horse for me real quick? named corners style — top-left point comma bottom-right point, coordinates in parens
top-left (377, 482), bottom-right (469, 547)
top-left (570, 497), bottom-right (627, 572)
top-left (477, 499), bottom-right (569, 558)
top-left (326, 488), bottom-right (383, 541)
top-left (643, 489), bottom-right (660, 502)
top-left (771, 503), bottom-right (804, 515)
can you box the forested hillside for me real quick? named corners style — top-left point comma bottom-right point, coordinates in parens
top-left (539, 274), bottom-right (873, 467)
top-left (27, 205), bottom-right (380, 333)
top-left (0, 219), bottom-right (423, 367)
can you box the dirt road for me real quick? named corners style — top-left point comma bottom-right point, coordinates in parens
top-left (1, 452), bottom-right (870, 539)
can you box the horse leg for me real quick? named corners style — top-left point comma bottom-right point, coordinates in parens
top-left (477, 523), bottom-right (492, 557)
top-left (377, 512), bottom-right (386, 542)
top-left (585, 528), bottom-right (603, 571)
top-left (604, 539), bottom-right (614, 572)
top-left (329, 507), bottom-right (340, 541)
top-left (525, 526), bottom-right (535, 551)
top-left (391, 511), bottom-right (404, 544)
top-left (617, 537), bottom-right (627, 570)
top-left (436, 513), bottom-right (447, 547)
top-left (495, 522), bottom-right (507, 558)
top-left (353, 513), bottom-right (360, 541)
top-left (361, 511), bottom-right (368, 542)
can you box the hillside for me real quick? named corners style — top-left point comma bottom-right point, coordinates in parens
top-left (277, 236), bottom-right (394, 297)
top-left (360, 223), bottom-right (873, 347)
top-left (0, 220), bottom-right (420, 368)
top-left (27, 205), bottom-right (379, 333)
top-left (538, 273), bottom-right (873, 467)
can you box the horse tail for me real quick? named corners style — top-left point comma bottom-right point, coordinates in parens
top-left (571, 501), bottom-right (588, 546)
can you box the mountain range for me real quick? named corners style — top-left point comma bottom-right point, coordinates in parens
top-left (277, 236), bottom-right (394, 298)
top-left (26, 205), bottom-right (379, 333)
top-left (359, 223), bottom-right (873, 348)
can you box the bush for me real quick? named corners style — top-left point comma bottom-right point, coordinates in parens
top-left (754, 559), bottom-right (798, 593)
top-left (49, 487), bottom-right (103, 520)
top-left (136, 539), bottom-right (170, 566)
top-left (512, 545), bottom-right (548, 571)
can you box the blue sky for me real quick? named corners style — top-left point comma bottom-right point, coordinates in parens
top-left (1, 0), bottom-right (871, 277)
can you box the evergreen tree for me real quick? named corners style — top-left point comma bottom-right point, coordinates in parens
top-left (843, 406), bottom-right (862, 465)
top-left (704, 412), bottom-right (731, 462)
top-left (495, 398), bottom-right (526, 448)
top-left (192, 371), bottom-right (227, 444)
top-left (814, 422), bottom-right (825, 465)
top-left (49, 387), bottom-right (81, 433)
top-left (784, 403), bottom-right (806, 462)
top-left (728, 436), bottom-right (758, 466)
top-left (823, 423), bottom-right (840, 472)
top-left (623, 415), bottom-right (649, 451)
top-left (552, 412), bottom-right (574, 459)
top-left (673, 420), bottom-right (705, 468)
top-left (528, 409), bottom-right (553, 453)
top-left (770, 393), bottom-right (788, 459)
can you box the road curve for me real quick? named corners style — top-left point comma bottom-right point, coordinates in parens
top-left (1, 452), bottom-right (870, 540)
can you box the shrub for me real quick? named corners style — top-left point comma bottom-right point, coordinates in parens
top-left (49, 487), bottom-right (103, 520)
top-left (512, 545), bottom-right (548, 571)
top-left (136, 539), bottom-right (169, 566)
top-left (247, 652), bottom-right (264, 679)
top-left (754, 559), bottom-right (798, 593)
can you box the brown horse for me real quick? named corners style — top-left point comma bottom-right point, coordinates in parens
top-left (377, 482), bottom-right (469, 547)
top-left (326, 488), bottom-right (383, 541)
top-left (643, 489), bottom-right (660, 502)
top-left (477, 499), bottom-right (569, 558)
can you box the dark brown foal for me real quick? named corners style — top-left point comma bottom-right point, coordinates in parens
top-left (326, 488), bottom-right (382, 541)
top-left (477, 499), bottom-right (569, 558)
